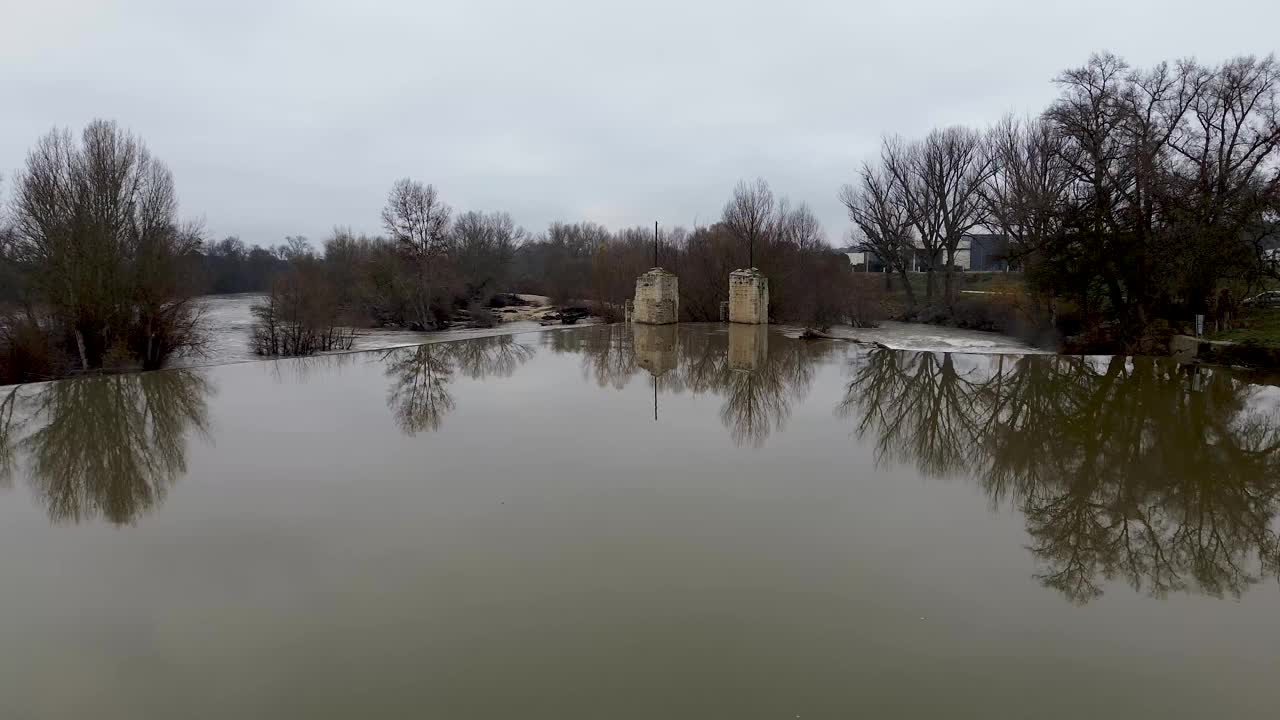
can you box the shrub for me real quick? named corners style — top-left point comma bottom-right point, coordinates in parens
top-left (468, 303), bottom-right (497, 328)
top-left (846, 274), bottom-right (887, 328)
top-left (250, 261), bottom-right (356, 357)
top-left (9, 120), bottom-right (205, 372)
top-left (0, 314), bottom-right (70, 385)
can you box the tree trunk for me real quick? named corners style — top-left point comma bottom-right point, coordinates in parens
top-left (897, 267), bottom-right (917, 310)
top-left (944, 250), bottom-right (957, 314)
top-left (74, 329), bottom-right (89, 371)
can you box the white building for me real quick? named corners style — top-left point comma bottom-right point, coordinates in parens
top-left (846, 235), bottom-right (1010, 273)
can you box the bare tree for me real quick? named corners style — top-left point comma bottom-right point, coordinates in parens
top-left (774, 200), bottom-right (825, 251)
top-left (841, 162), bottom-right (919, 308)
top-left (983, 115), bottom-right (1074, 264)
top-left (381, 179), bottom-right (452, 257)
top-left (1045, 53), bottom-right (1217, 332)
top-left (915, 126), bottom-right (994, 310)
top-left (381, 178), bottom-right (452, 327)
top-left (450, 210), bottom-right (524, 302)
top-left (278, 235), bottom-right (314, 261)
top-left (1043, 53), bottom-right (1145, 326)
top-left (1165, 55), bottom-right (1280, 310)
top-left (723, 178), bottom-right (774, 267)
top-left (881, 136), bottom-right (943, 299)
top-left (9, 120), bottom-right (204, 370)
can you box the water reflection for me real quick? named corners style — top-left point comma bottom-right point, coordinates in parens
top-left (0, 386), bottom-right (22, 489)
top-left (547, 324), bottom-right (836, 447)
top-left (382, 336), bottom-right (536, 435)
top-left (7, 325), bottom-right (1278, 607)
top-left (719, 325), bottom-right (811, 448)
top-left (842, 350), bottom-right (1280, 603)
top-left (633, 324), bottom-right (678, 378)
top-left (546, 324), bottom-right (639, 390)
top-left (0, 371), bottom-right (212, 525)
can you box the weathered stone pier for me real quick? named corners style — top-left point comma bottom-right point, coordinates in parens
top-left (632, 268), bottom-right (679, 325)
top-left (728, 268), bottom-right (768, 324)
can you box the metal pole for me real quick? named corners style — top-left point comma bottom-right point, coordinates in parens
top-left (654, 221), bottom-right (658, 267)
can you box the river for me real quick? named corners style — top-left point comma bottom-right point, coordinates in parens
top-left (188, 293), bottom-right (1044, 369)
top-left (185, 293), bottom-right (589, 368)
top-left (1, 323), bottom-right (1276, 717)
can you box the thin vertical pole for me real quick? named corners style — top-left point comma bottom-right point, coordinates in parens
top-left (654, 221), bottom-right (659, 267)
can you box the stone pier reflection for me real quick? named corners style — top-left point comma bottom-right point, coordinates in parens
top-left (728, 323), bottom-right (768, 371)
top-left (632, 323), bottom-right (678, 378)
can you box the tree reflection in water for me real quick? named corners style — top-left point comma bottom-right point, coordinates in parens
top-left (549, 324), bottom-right (836, 447)
top-left (842, 349), bottom-right (1280, 603)
top-left (0, 386), bottom-right (24, 490)
top-left (382, 336), bottom-right (536, 435)
top-left (546, 325), bottom-right (639, 390)
top-left (0, 371), bottom-right (212, 525)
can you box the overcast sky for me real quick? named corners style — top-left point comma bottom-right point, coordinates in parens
top-left (3, 0), bottom-right (1278, 248)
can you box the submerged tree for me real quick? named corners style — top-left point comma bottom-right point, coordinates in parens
top-left (9, 120), bottom-right (205, 371)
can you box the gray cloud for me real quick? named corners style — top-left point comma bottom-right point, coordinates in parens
top-left (4, 0), bottom-right (1278, 247)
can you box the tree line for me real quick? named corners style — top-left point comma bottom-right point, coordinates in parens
top-left (4, 50), bottom-right (1277, 381)
top-left (843, 52), bottom-right (1280, 350)
top-left (511, 179), bottom-right (877, 327)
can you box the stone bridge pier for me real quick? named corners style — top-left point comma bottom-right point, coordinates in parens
top-left (729, 268), bottom-right (768, 324)
top-left (633, 268), bottom-right (679, 325)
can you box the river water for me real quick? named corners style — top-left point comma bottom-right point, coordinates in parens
top-left (1, 323), bottom-right (1277, 718)
top-left (189, 293), bottom-right (1044, 368)
top-left (186, 293), bottom-right (581, 368)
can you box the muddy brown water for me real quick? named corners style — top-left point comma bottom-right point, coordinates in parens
top-left (1, 324), bottom-right (1277, 718)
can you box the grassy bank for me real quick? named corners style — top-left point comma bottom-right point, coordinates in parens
top-left (1206, 308), bottom-right (1280, 347)
top-left (871, 270), bottom-right (1025, 308)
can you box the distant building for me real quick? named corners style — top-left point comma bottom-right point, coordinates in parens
top-left (844, 233), bottom-right (1013, 273)
top-left (967, 234), bottom-right (1012, 272)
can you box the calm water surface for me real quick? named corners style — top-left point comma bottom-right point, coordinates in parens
top-left (1, 324), bottom-right (1278, 718)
